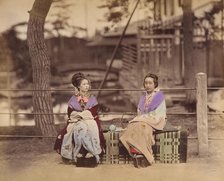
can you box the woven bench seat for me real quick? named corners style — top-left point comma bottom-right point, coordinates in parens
top-left (153, 129), bottom-right (188, 163)
top-left (101, 131), bottom-right (132, 164)
top-left (101, 127), bottom-right (188, 164)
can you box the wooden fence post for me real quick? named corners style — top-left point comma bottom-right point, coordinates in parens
top-left (137, 28), bottom-right (142, 88)
top-left (196, 72), bottom-right (208, 156)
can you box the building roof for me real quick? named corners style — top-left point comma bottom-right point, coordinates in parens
top-left (87, 35), bottom-right (137, 46)
top-left (102, 19), bottom-right (146, 37)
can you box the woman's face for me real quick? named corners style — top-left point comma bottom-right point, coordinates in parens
top-left (79, 79), bottom-right (90, 93)
top-left (144, 77), bottom-right (155, 93)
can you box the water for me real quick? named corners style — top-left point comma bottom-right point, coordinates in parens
top-left (0, 93), bottom-right (137, 127)
top-left (0, 99), bottom-right (68, 126)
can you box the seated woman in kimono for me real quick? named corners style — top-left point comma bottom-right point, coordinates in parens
top-left (54, 72), bottom-right (105, 166)
top-left (120, 73), bottom-right (166, 167)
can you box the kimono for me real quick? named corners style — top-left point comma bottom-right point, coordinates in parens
top-left (53, 94), bottom-right (105, 162)
top-left (119, 89), bottom-right (166, 164)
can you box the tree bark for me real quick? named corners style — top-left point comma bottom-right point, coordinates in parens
top-left (27, 0), bottom-right (57, 136)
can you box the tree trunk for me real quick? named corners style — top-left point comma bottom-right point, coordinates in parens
top-left (27, 0), bottom-right (57, 136)
top-left (183, 0), bottom-right (196, 108)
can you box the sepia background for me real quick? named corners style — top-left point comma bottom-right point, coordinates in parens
top-left (0, 0), bottom-right (224, 180)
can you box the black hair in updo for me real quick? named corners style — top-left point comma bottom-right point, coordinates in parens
top-left (143, 73), bottom-right (159, 88)
top-left (71, 72), bottom-right (86, 89)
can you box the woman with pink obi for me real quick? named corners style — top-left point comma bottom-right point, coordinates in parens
top-left (54, 72), bottom-right (105, 166)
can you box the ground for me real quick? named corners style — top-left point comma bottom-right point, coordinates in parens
top-left (0, 141), bottom-right (224, 181)
top-left (0, 110), bottom-right (224, 181)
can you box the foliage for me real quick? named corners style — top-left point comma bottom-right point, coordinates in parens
top-left (2, 24), bottom-right (63, 88)
top-left (99, 0), bottom-right (223, 35)
top-left (3, 25), bottom-right (32, 85)
top-left (98, 0), bottom-right (129, 24)
top-left (49, 0), bottom-right (86, 37)
top-left (98, 0), bottom-right (153, 30)
top-left (193, 1), bottom-right (224, 39)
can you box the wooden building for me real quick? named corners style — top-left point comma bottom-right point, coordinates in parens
top-left (88, 0), bottom-right (224, 104)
